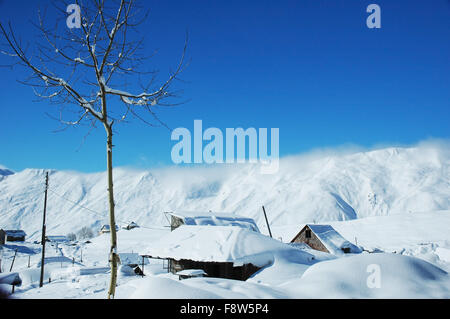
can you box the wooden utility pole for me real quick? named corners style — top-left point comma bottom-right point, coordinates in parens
top-left (39, 172), bottom-right (49, 288)
top-left (262, 206), bottom-right (273, 238)
top-left (9, 249), bottom-right (18, 272)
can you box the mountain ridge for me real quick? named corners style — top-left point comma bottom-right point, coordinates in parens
top-left (1, 143), bottom-right (449, 239)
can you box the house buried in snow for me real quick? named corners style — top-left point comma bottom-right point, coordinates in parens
top-left (46, 235), bottom-right (69, 243)
top-left (4, 230), bottom-right (26, 242)
top-left (165, 211), bottom-right (260, 233)
top-left (122, 221), bottom-right (139, 230)
top-left (140, 225), bottom-right (304, 281)
top-left (99, 224), bottom-right (119, 234)
top-left (290, 224), bottom-right (362, 255)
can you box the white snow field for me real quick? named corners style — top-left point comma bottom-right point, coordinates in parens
top-left (280, 253), bottom-right (450, 298)
top-left (1, 142), bottom-right (450, 298)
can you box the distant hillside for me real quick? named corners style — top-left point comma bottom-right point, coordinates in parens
top-left (1, 143), bottom-right (449, 239)
top-left (0, 166), bottom-right (14, 177)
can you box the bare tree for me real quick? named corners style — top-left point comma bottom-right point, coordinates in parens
top-left (0, 0), bottom-right (187, 298)
top-left (77, 226), bottom-right (94, 240)
top-left (67, 232), bottom-right (77, 241)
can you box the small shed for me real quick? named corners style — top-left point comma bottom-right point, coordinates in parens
top-left (118, 252), bottom-right (146, 276)
top-left (122, 221), bottom-right (139, 230)
top-left (0, 229), bottom-right (5, 245)
top-left (0, 272), bottom-right (22, 294)
top-left (140, 225), bottom-right (303, 281)
top-left (118, 253), bottom-right (147, 267)
top-left (290, 224), bottom-right (361, 255)
top-left (177, 269), bottom-right (206, 280)
top-left (165, 211), bottom-right (260, 233)
top-left (100, 224), bottom-right (119, 234)
top-left (46, 235), bottom-right (69, 243)
top-left (5, 230), bottom-right (26, 242)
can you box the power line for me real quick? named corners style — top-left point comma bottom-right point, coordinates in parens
top-left (47, 187), bottom-right (168, 231)
top-left (1, 187), bottom-right (169, 231)
top-left (0, 205), bottom-right (26, 218)
top-left (47, 188), bottom-right (106, 219)
top-left (1, 185), bottom-right (48, 218)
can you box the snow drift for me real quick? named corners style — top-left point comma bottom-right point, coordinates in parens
top-left (282, 253), bottom-right (450, 298)
top-left (140, 225), bottom-right (314, 267)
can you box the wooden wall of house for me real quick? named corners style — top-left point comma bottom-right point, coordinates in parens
top-left (291, 226), bottom-right (329, 253)
top-left (6, 235), bottom-right (25, 242)
top-left (170, 216), bottom-right (185, 231)
top-left (170, 259), bottom-right (260, 281)
top-left (0, 230), bottom-right (5, 245)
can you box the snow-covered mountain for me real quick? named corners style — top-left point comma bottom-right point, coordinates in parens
top-left (1, 142), bottom-right (449, 240)
top-left (0, 165), bottom-right (14, 177)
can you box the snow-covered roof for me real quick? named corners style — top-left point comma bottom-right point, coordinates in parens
top-left (46, 235), bottom-right (68, 242)
top-left (176, 269), bottom-right (207, 276)
top-left (5, 230), bottom-right (26, 237)
top-left (140, 225), bottom-right (297, 267)
top-left (118, 253), bottom-right (144, 265)
top-left (101, 224), bottom-right (119, 231)
top-left (0, 272), bottom-right (22, 286)
top-left (306, 224), bottom-right (362, 255)
top-left (168, 211), bottom-right (260, 232)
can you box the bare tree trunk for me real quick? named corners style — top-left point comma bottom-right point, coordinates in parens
top-left (105, 124), bottom-right (118, 299)
top-left (0, 0), bottom-right (188, 299)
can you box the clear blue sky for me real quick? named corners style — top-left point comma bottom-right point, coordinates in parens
top-left (0, 0), bottom-right (449, 172)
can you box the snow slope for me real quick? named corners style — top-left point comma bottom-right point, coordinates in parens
top-left (7, 224), bottom-right (450, 299)
top-left (281, 253), bottom-right (450, 298)
top-left (1, 143), bottom-right (449, 239)
top-left (0, 165), bottom-right (14, 178)
top-left (2, 210), bottom-right (450, 299)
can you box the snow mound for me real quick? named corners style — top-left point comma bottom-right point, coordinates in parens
top-left (436, 247), bottom-right (450, 263)
top-left (283, 253), bottom-right (450, 298)
top-left (141, 225), bottom-right (310, 267)
top-left (123, 275), bottom-right (290, 299)
top-left (128, 277), bottom-right (221, 299)
top-left (119, 265), bottom-right (137, 277)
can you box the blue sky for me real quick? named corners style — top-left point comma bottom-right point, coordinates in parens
top-left (0, 0), bottom-right (449, 172)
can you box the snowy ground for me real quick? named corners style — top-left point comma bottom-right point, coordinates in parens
top-left (2, 210), bottom-right (450, 299)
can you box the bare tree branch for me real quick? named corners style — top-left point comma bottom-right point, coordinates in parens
top-left (0, 0), bottom-right (188, 299)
